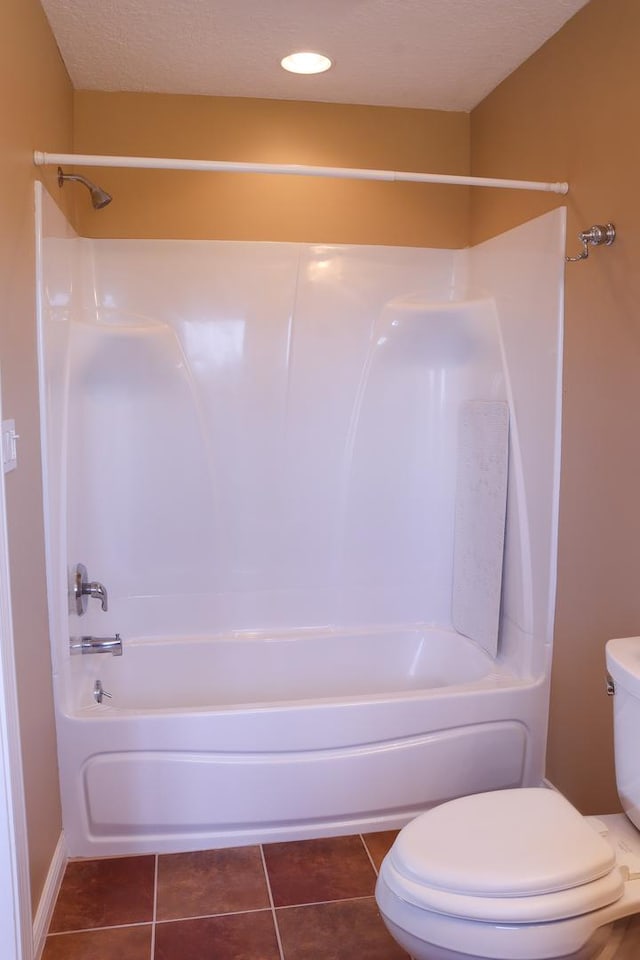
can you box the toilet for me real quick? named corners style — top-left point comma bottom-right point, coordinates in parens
top-left (375, 636), bottom-right (640, 960)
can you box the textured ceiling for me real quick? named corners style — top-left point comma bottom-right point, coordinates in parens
top-left (40, 0), bottom-right (591, 111)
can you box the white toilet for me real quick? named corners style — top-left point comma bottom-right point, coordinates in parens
top-left (375, 636), bottom-right (640, 960)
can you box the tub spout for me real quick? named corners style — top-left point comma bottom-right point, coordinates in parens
top-left (70, 634), bottom-right (123, 656)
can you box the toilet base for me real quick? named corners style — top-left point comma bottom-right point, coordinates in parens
top-left (376, 873), bottom-right (616, 960)
top-left (382, 914), bottom-right (491, 960)
top-left (381, 912), bottom-right (614, 960)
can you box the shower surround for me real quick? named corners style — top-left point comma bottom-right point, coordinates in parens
top-left (36, 185), bottom-right (565, 856)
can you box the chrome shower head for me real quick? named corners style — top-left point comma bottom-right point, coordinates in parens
top-left (57, 166), bottom-right (112, 209)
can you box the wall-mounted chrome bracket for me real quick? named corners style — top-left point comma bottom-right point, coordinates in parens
top-left (566, 223), bottom-right (616, 262)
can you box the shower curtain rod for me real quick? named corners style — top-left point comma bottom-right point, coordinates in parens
top-left (33, 151), bottom-right (569, 195)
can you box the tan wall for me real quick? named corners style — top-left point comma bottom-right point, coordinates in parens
top-left (73, 92), bottom-right (470, 247)
top-left (471, 0), bottom-right (640, 813)
top-left (0, 0), bottom-right (73, 913)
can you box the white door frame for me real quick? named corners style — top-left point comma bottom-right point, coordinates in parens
top-left (0, 386), bottom-right (34, 960)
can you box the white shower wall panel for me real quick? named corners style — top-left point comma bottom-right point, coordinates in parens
top-left (65, 240), bottom-right (496, 636)
top-left (36, 196), bottom-right (80, 673)
top-left (337, 296), bottom-right (505, 626)
top-left (67, 242), bottom-right (301, 620)
top-left (468, 209), bottom-right (566, 677)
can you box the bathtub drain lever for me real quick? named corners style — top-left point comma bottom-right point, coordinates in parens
top-left (93, 680), bottom-right (112, 703)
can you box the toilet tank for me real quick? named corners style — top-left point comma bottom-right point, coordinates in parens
top-left (606, 637), bottom-right (640, 829)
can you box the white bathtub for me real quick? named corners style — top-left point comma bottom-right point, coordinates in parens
top-left (57, 626), bottom-right (545, 857)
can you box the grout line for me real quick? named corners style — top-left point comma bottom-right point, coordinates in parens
top-left (275, 895), bottom-right (374, 911)
top-left (48, 907), bottom-right (280, 936)
top-left (150, 854), bottom-right (159, 960)
top-left (359, 833), bottom-right (380, 877)
top-left (47, 897), bottom-right (378, 937)
top-left (46, 921), bottom-right (153, 937)
top-left (155, 907), bottom-right (273, 924)
top-left (260, 844), bottom-right (286, 960)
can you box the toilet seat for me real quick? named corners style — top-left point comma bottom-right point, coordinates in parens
top-left (380, 856), bottom-right (624, 922)
top-left (382, 788), bottom-right (624, 923)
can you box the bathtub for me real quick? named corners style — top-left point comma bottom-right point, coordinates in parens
top-left (57, 625), bottom-right (545, 857)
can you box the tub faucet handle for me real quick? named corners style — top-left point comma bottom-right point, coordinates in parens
top-left (73, 563), bottom-right (109, 614)
top-left (87, 580), bottom-right (108, 611)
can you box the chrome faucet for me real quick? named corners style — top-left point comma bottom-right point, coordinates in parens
top-left (70, 634), bottom-right (123, 656)
top-left (73, 563), bottom-right (108, 614)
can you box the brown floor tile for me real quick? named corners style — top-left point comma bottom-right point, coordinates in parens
top-left (157, 846), bottom-right (270, 920)
top-left (362, 831), bottom-right (400, 871)
top-left (263, 835), bottom-right (376, 907)
top-left (42, 924), bottom-right (152, 960)
top-left (610, 914), bottom-right (640, 958)
top-left (276, 897), bottom-right (409, 960)
top-left (49, 856), bottom-right (155, 932)
top-left (155, 911), bottom-right (280, 960)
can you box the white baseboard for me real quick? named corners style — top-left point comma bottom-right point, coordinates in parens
top-left (33, 832), bottom-right (67, 960)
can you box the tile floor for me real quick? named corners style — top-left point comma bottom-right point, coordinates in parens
top-left (42, 831), bottom-right (409, 960)
top-left (610, 917), bottom-right (640, 960)
top-left (41, 829), bottom-right (640, 960)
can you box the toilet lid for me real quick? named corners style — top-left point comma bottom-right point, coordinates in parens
top-left (390, 789), bottom-right (618, 900)
top-left (380, 855), bottom-right (625, 922)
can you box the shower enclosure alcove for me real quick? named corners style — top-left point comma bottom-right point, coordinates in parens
top-left (36, 183), bottom-right (565, 857)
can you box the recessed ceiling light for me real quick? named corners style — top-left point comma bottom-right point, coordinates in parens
top-left (280, 51), bottom-right (332, 75)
